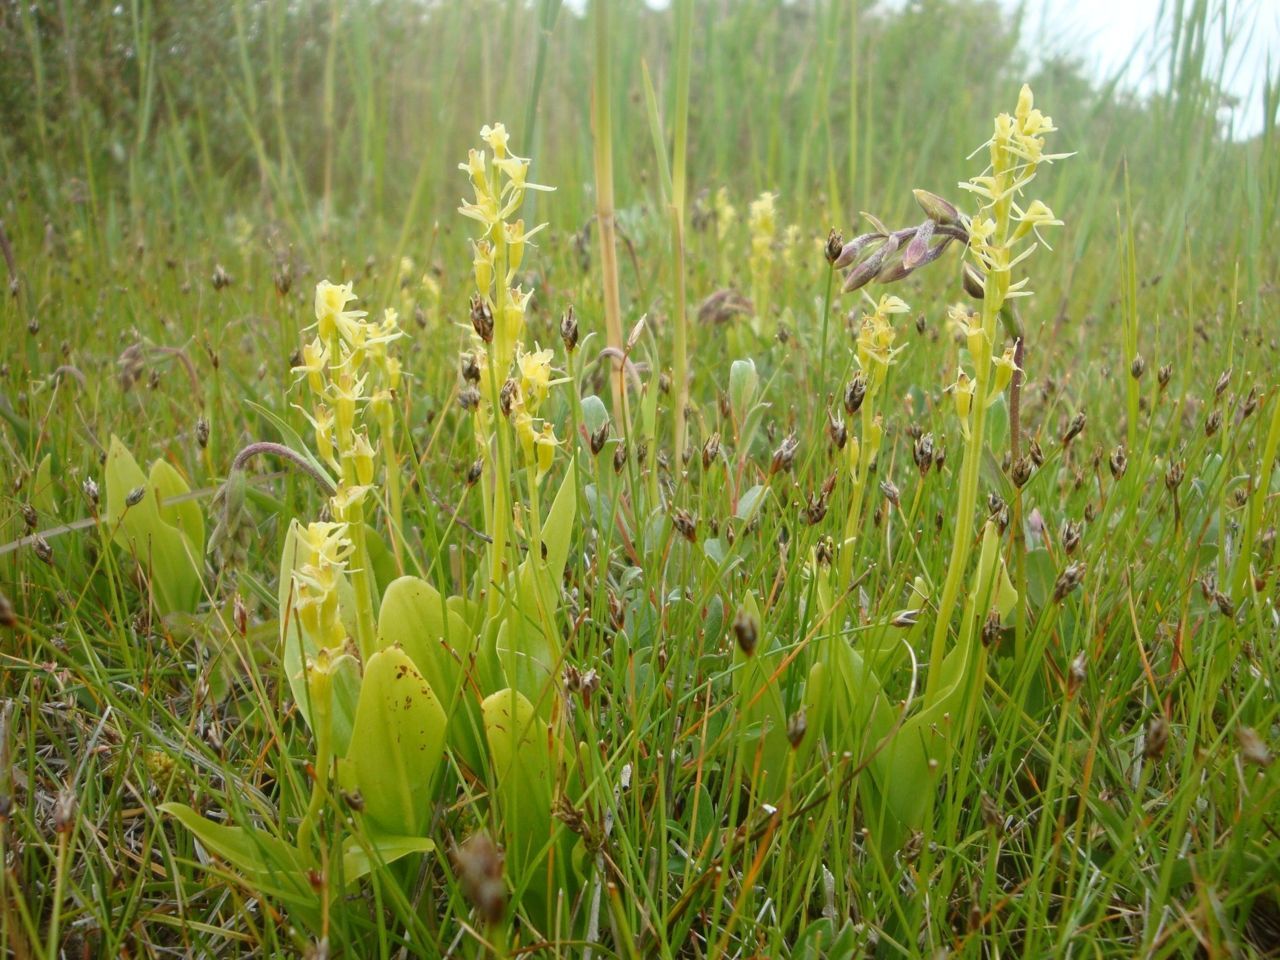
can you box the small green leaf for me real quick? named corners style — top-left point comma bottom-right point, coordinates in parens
top-left (104, 436), bottom-right (203, 614)
top-left (580, 395), bottom-right (610, 438)
top-left (341, 832), bottom-right (435, 882)
top-left (729, 358), bottom-right (759, 426)
top-left (160, 802), bottom-right (304, 882)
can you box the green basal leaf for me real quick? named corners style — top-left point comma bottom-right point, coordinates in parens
top-left (341, 831), bottom-right (436, 882)
top-left (482, 687), bottom-right (574, 917)
top-left (104, 435), bottom-right (203, 614)
top-left (160, 802), bottom-right (306, 887)
top-left (347, 646), bottom-right (447, 838)
top-left (377, 575), bottom-right (481, 769)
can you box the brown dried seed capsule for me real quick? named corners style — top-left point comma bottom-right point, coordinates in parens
top-left (1214, 591), bottom-right (1235, 618)
top-left (126, 485), bottom-right (146, 508)
top-left (590, 422), bottom-right (610, 456)
top-left (913, 433), bottom-right (934, 475)
top-left (1061, 519), bottom-right (1082, 554)
top-left (1144, 716), bottom-right (1169, 761)
top-left (1028, 439), bottom-right (1044, 467)
top-left (21, 503), bottom-right (37, 530)
top-left (1010, 456), bottom-right (1033, 488)
top-left (0, 591), bottom-right (16, 628)
top-left (770, 432), bottom-right (799, 475)
top-left (1164, 459), bottom-right (1185, 491)
top-left (211, 264), bottom-right (231, 290)
top-left (1215, 367), bottom-right (1231, 398)
top-left (460, 352), bottom-right (481, 384)
top-left (560, 306), bottom-right (579, 352)
top-left (196, 416), bottom-right (211, 449)
top-left (804, 489), bottom-right (830, 525)
top-left (981, 611), bottom-right (1002, 647)
top-left (233, 594), bottom-right (248, 637)
top-left (1052, 562), bottom-right (1085, 602)
top-left (1205, 409), bottom-right (1222, 437)
top-left (498, 379), bottom-right (519, 417)
top-left (824, 229), bottom-right (843, 265)
top-left (341, 789), bottom-right (365, 813)
top-left (787, 708), bottom-right (808, 749)
top-left (671, 508), bottom-right (697, 543)
top-left (1241, 385), bottom-right (1260, 420)
top-left (1236, 726), bottom-right (1271, 766)
top-left (613, 441), bottom-right (628, 474)
top-left (1109, 445), bottom-right (1128, 480)
top-left (702, 432), bottom-right (721, 468)
top-left (934, 445), bottom-right (947, 472)
top-left (732, 609), bottom-right (758, 656)
top-left (465, 457), bottom-right (484, 486)
top-left (880, 480), bottom-right (900, 507)
top-left (891, 609), bottom-right (921, 628)
top-left (32, 536), bottom-right (53, 565)
top-left (1067, 652), bottom-right (1087, 697)
top-left (844, 374), bottom-right (867, 415)
top-left (814, 536), bottom-right (834, 566)
top-left (458, 386), bottom-right (481, 412)
top-left (1061, 410), bottom-right (1086, 446)
top-left (452, 833), bottom-right (506, 927)
top-left (469, 295), bottom-right (494, 342)
top-left (1157, 363), bottom-right (1172, 390)
top-left (1130, 355), bottom-right (1145, 379)
top-left (53, 790), bottom-right (76, 833)
top-left (828, 410), bottom-right (847, 450)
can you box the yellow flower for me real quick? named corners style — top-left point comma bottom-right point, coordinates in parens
top-left (502, 218), bottom-right (549, 277)
top-left (950, 371), bottom-right (976, 432)
top-left (293, 338), bottom-right (329, 396)
top-left (1011, 199), bottom-right (1063, 245)
top-left (351, 431), bottom-right (376, 486)
top-left (302, 403), bottom-right (338, 469)
top-left (714, 187), bottom-right (737, 243)
top-left (297, 520), bottom-right (353, 570)
top-left (534, 423), bottom-right (559, 479)
top-left (874, 294), bottom-right (910, 318)
top-left (845, 435), bottom-right (861, 480)
top-left (459, 148), bottom-right (489, 191)
top-left (480, 122), bottom-right (510, 158)
top-left (330, 483), bottom-right (372, 518)
top-left (748, 192), bottom-right (777, 267)
top-left (992, 346), bottom-right (1021, 395)
top-left (513, 409), bottom-right (537, 464)
top-left (517, 345), bottom-right (555, 412)
top-left (314, 280), bottom-right (367, 343)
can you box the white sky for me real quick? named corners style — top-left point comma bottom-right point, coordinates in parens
top-left (621, 0), bottom-right (1279, 139)
top-left (994, 0), bottom-right (1278, 138)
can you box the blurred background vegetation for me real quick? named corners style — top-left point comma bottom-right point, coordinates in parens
top-left (1, 0), bottom-right (1274, 312)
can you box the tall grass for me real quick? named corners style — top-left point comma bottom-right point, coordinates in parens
top-left (1, 0), bottom-right (1278, 956)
